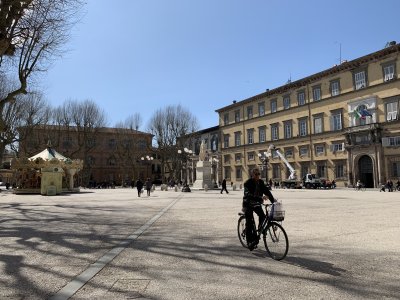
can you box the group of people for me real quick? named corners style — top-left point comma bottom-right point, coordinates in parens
top-left (134, 178), bottom-right (153, 197)
top-left (380, 179), bottom-right (400, 192)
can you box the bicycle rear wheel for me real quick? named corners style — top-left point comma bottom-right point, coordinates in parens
top-left (263, 222), bottom-right (288, 260)
top-left (237, 215), bottom-right (247, 248)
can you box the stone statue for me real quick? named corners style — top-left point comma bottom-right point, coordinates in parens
top-left (199, 140), bottom-right (206, 161)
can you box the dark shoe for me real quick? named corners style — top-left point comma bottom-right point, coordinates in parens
top-left (248, 241), bottom-right (258, 251)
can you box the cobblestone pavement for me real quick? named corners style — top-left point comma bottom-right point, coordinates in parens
top-left (0, 187), bottom-right (399, 299)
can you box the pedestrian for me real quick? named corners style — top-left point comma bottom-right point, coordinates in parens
top-left (388, 180), bottom-right (393, 192)
top-left (268, 178), bottom-right (273, 189)
top-left (136, 178), bottom-right (143, 197)
top-left (220, 178), bottom-right (229, 194)
top-left (145, 178), bottom-right (152, 196)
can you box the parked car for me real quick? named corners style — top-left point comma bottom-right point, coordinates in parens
top-left (320, 179), bottom-right (335, 189)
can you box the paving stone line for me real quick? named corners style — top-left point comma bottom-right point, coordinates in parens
top-left (49, 194), bottom-right (184, 300)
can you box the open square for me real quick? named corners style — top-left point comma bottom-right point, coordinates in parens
top-left (0, 187), bottom-right (398, 299)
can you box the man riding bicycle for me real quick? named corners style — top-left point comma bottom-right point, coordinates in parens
top-left (242, 168), bottom-right (276, 251)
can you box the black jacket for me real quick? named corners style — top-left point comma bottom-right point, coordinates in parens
top-left (243, 178), bottom-right (275, 205)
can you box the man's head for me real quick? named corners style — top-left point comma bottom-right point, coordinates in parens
top-left (251, 168), bottom-right (261, 179)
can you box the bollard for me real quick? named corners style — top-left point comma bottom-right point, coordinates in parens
top-left (233, 184), bottom-right (237, 191)
top-left (174, 186), bottom-right (178, 192)
top-left (204, 184), bottom-right (208, 191)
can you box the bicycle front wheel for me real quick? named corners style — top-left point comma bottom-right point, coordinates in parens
top-left (237, 215), bottom-right (248, 248)
top-left (263, 222), bottom-right (289, 260)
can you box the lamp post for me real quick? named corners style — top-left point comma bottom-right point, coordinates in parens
top-left (141, 155), bottom-right (154, 179)
top-left (177, 147), bottom-right (193, 184)
top-left (258, 151), bottom-right (271, 185)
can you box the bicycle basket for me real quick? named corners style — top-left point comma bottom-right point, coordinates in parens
top-left (272, 210), bottom-right (285, 221)
top-left (272, 202), bottom-right (285, 221)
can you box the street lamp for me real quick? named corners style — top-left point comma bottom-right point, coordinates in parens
top-left (258, 151), bottom-right (271, 184)
top-left (177, 147), bottom-right (193, 186)
top-left (141, 155), bottom-right (154, 179)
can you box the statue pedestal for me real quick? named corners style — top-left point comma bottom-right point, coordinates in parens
top-left (193, 161), bottom-right (213, 189)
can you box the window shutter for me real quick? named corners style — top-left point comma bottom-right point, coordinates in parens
top-left (329, 116), bottom-right (334, 131)
top-left (382, 137), bottom-right (390, 147)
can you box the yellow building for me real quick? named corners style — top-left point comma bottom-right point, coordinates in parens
top-left (216, 44), bottom-right (400, 188)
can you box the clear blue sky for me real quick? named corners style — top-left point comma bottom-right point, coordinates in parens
top-left (42, 0), bottom-right (400, 131)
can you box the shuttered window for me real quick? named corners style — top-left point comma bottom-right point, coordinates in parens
top-left (386, 101), bottom-right (398, 121)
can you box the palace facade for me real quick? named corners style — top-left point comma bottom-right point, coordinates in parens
top-left (216, 44), bottom-right (400, 188)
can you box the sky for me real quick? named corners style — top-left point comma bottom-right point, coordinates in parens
top-left (42, 0), bottom-right (400, 131)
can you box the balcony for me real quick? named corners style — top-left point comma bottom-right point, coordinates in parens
top-left (345, 123), bottom-right (380, 134)
top-left (345, 123), bottom-right (381, 147)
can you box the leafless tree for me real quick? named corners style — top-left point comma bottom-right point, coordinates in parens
top-left (114, 113), bottom-right (151, 183)
top-left (47, 99), bottom-right (107, 185)
top-left (0, 0), bottom-right (33, 56)
top-left (113, 113), bottom-right (145, 184)
top-left (147, 104), bottom-right (199, 182)
top-left (0, 0), bottom-right (84, 131)
top-left (117, 113), bottom-right (142, 131)
top-left (0, 75), bottom-right (51, 158)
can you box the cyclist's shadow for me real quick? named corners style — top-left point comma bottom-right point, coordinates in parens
top-left (251, 252), bottom-right (346, 276)
top-left (282, 256), bottom-right (346, 276)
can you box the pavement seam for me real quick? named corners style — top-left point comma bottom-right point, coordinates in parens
top-left (49, 194), bottom-right (184, 300)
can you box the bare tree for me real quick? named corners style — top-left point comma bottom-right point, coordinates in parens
top-left (118, 113), bottom-right (142, 131)
top-left (48, 99), bottom-right (107, 185)
top-left (147, 104), bottom-right (199, 182)
top-left (0, 75), bottom-right (51, 158)
top-left (0, 0), bottom-right (84, 131)
top-left (113, 113), bottom-right (145, 184)
top-left (0, 0), bottom-right (33, 56)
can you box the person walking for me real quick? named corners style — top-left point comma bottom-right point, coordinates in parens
top-left (145, 178), bottom-right (152, 196)
top-left (220, 178), bottom-right (229, 194)
top-left (136, 178), bottom-right (143, 197)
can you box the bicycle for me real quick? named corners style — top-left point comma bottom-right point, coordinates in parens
top-left (237, 202), bottom-right (289, 260)
top-left (354, 184), bottom-right (366, 191)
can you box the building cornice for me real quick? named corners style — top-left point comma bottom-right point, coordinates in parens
top-left (215, 44), bottom-right (400, 113)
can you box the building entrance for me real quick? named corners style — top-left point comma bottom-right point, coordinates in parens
top-left (358, 155), bottom-right (374, 188)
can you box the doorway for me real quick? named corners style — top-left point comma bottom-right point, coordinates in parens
top-left (358, 155), bottom-right (374, 188)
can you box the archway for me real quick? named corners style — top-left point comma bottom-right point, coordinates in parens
top-left (358, 155), bottom-right (374, 188)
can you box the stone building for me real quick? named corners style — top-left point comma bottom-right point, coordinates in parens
top-left (216, 43), bottom-right (400, 188)
top-left (172, 126), bottom-right (220, 186)
top-left (18, 126), bottom-right (159, 187)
